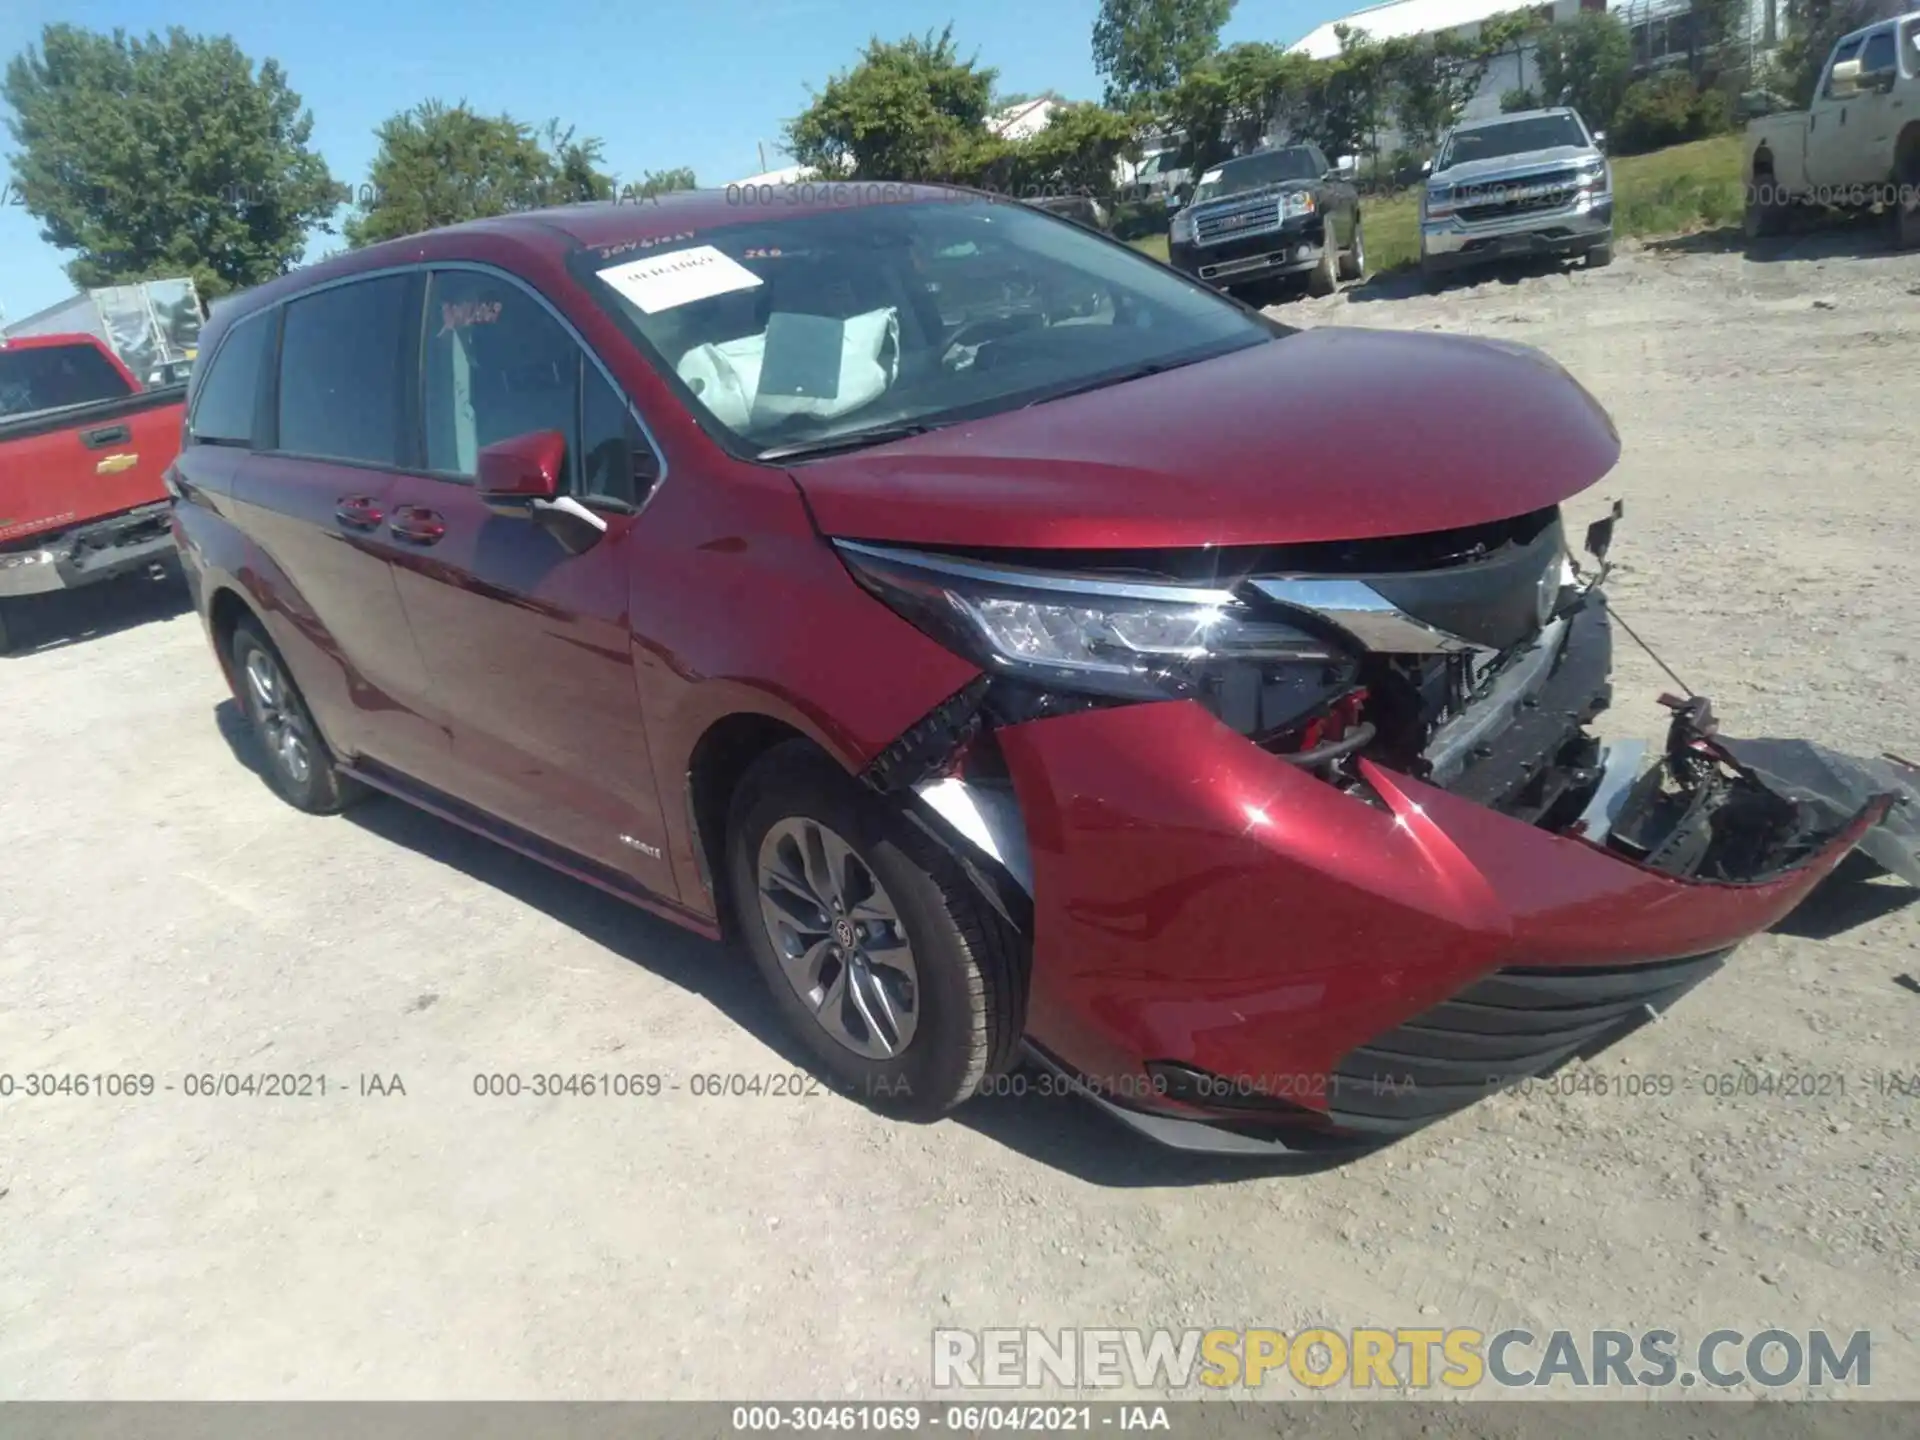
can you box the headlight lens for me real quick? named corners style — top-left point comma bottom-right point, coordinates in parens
top-left (836, 541), bottom-right (1359, 736)
top-left (1169, 209), bottom-right (1195, 243)
top-left (1280, 191), bottom-right (1316, 219)
top-left (1425, 185), bottom-right (1454, 217)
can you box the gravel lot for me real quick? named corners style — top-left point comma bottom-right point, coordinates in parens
top-left (2, 229), bottom-right (1916, 1403)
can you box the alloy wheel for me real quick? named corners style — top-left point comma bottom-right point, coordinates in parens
top-left (244, 648), bottom-right (313, 787)
top-left (755, 817), bottom-right (920, 1059)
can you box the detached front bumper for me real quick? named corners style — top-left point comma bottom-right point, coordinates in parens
top-left (1422, 193), bottom-right (1612, 271)
top-left (0, 502), bottom-right (177, 599)
top-left (982, 684), bottom-right (1881, 1154)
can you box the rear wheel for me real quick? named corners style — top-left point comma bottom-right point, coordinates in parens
top-left (726, 741), bottom-right (1024, 1119)
top-left (230, 618), bottom-right (362, 814)
top-left (1895, 157), bottom-right (1920, 251)
top-left (1337, 217), bottom-right (1367, 281)
top-left (0, 600), bottom-right (13, 656)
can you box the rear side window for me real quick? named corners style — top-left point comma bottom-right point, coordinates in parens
top-left (189, 311), bottom-right (272, 446)
top-left (0, 342), bottom-right (131, 420)
top-left (276, 275), bottom-right (412, 466)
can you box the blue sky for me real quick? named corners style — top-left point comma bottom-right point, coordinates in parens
top-left (1, 0), bottom-right (1351, 321)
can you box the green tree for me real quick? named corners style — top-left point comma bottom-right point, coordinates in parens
top-left (343, 101), bottom-right (619, 247)
top-left (626, 166), bottom-right (697, 200)
top-left (1382, 31), bottom-right (1493, 152)
top-left (2, 24), bottom-right (335, 298)
top-left (1535, 11), bottom-right (1633, 132)
top-left (785, 27), bottom-right (995, 181)
top-left (1778, 0), bottom-right (1881, 107)
top-left (979, 101), bottom-right (1140, 197)
top-left (1092, 0), bottom-right (1237, 104)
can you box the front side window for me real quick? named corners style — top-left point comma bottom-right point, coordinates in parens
top-left (1438, 114), bottom-right (1588, 170)
top-left (576, 199), bottom-right (1271, 457)
top-left (189, 310), bottom-right (273, 446)
top-left (276, 275), bottom-right (411, 466)
top-left (423, 269), bottom-right (642, 505)
top-left (1825, 36), bottom-right (1866, 96)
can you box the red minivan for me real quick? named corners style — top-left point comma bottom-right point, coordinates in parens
top-left (169, 188), bottom-right (1916, 1153)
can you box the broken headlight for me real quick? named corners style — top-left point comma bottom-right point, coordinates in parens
top-left (835, 540), bottom-right (1359, 736)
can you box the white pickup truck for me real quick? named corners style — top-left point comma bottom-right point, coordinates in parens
top-left (1745, 13), bottom-right (1920, 247)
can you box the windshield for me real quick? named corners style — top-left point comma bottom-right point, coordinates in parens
top-left (1190, 148), bottom-right (1319, 204)
top-left (576, 199), bottom-right (1272, 456)
top-left (0, 342), bottom-right (133, 420)
top-left (1438, 115), bottom-right (1588, 171)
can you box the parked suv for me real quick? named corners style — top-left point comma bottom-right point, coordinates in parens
top-left (172, 189), bottom-right (1916, 1153)
top-left (1421, 108), bottom-right (1614, 282)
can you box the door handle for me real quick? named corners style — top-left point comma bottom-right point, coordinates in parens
top-left (80, 423), bottom-right (131, 449)
top-left (334, 495), bottom-right (386, 532)
top-left (389, 505), bottom-right (447, 545)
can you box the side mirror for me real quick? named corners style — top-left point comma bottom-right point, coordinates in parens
top-left (1828, 59), bottom-right (1862, 98)
top-left (477, 429), bottom-right (565, 500)
top-left (1420, 158), bottom-right (1433, 177)
top-left (1591, 130), bottom-right (1608, 153)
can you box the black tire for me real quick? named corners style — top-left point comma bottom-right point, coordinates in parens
top-left (1745, 177), bottom-right (1788, 240)
top-left (1337, 216), bottom-right (1367, 281)
top-left (1420, 253), bottom-right (1445, 290)
top-left (1585, 238), bottom-right (1614, 268)
top-left (1306, 240), bottom-right (1338, 297)
top-left (0, 599), bottom-right (13, 656)
top-left (229, 617), bottom-right (361, 814)
top-left (1895, 162), bottom-right (1920, 251)
top-left (725, 740), bottom-right (1025, 1120)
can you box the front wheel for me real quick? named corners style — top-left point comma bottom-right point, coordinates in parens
top-left (1337, 217), bottom-right (1367, 281)
top-left (0, 599), bottom-right (13, 656)
top-left (726, 741), bottom-right (1025, 1119)
top-left (230, 618), bottom-right (362, 814)
top-left (1306, 240), bottom-right (1339, 297)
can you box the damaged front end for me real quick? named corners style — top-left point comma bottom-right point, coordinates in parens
top-left (833, 509), bottom-right (1917, 1152)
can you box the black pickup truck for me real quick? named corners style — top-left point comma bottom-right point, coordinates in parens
top-left (1167, 143), bottom-right (1365, 298)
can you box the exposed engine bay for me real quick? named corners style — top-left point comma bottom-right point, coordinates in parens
top-left (841, 501), bottom-right (1920, 904)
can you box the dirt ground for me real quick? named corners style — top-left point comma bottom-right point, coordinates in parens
top-left (2, 227), bottom-right (1916, 1403)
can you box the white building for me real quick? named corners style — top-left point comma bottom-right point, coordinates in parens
top-left (1285, 0), bottom-right (1777, 151)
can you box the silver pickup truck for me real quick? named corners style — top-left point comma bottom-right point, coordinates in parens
top-left (1419, 108), bottom-right (1614, 283)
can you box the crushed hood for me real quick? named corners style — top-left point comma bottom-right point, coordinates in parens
top-left (789, 327), bottom-right (1621, 551)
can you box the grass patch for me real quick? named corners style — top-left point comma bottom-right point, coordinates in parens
top-left (1611, 134), bottom-right (1745, 237)
top-left (1127, 135), bottom-right (1745, 276)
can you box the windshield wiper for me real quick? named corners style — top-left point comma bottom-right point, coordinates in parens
top-left (756, 422), bottom-right (946, 462)
top-left (1022, 360), bottom-right (1183, 409)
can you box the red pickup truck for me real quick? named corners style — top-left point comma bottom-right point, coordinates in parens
top-left (0, 333), bottom-right (186, 652)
